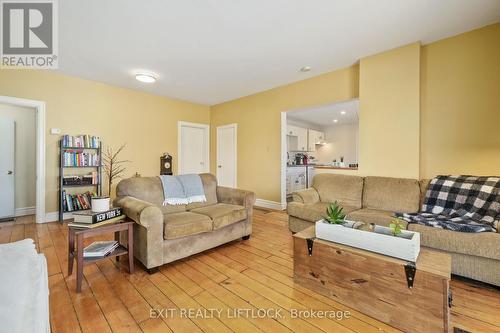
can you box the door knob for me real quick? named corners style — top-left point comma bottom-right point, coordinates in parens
top-left (7, 170), bottom-right (13, 175)
top-left (218, 165), bottom-right (222, 168)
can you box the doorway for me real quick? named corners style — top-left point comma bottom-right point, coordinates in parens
top-left (280, 99), bottom-right (360, 209)
top-left (216, 124), bottom-right (237, 188)
top-left (0, 117), bottom-right (15, 220)
top-left (0, 103), bottom-right (37, 222)
top-left (0, 96), bottom-right (45, 223)
top-left (178, 121), bottom-right (210, 175)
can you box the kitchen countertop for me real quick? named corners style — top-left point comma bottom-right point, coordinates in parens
top-left (287, 164), bottom-right (358, 170)
top-left (287, 164), bottom-right (314, 167)
top-left (314, 165), bottom-right (358, 170)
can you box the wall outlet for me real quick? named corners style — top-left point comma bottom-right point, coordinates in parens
top-left (50, 128), bottom-right (61, 135)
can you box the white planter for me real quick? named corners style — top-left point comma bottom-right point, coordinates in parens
top-left (91, 197), bottom-right (110, 212)
top-left (315, 220), bottom-right (420, 262)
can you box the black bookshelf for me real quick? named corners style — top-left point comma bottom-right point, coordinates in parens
top-left (59, 139), bottom-right (102, 221)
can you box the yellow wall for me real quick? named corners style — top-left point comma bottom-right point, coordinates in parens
top-left (211, 24), bottom-right (500, 203)
top-left (359, 42), bottom-right (421, 178)
top-left (420, 23), bottom-right (500, 178)
top-left (211, 43), bottom-right (422, 202)
top-left (0, 70), bottom-right (210, 213)
top-left (210, 66), bottom-right (359, 202)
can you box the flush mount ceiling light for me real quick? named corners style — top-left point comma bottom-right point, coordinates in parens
top-left (340, 110), bottom-right (346, 115)
top-left (299, 66), bottom-right (312, 72)
top-left (135, 72), bottom-right (158, 83)
top-left (333, 119), bottom-right (338, 123)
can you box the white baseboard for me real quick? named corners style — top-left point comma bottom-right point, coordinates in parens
top-left (255, 198), bottom-right (286, 211)
top-left (15, 206), bottom-right (36, 217)
top-left (44, 211), bottom-right (73, 223)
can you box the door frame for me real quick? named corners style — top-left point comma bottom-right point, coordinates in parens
top-left (280, 112), bottom-right (287, 208)
top-left (177, 121), bottom-right (210, 174)
top-left (0, 96), bottom-right (46, 223)
top-left (216, 123), bottom-right (237, 187)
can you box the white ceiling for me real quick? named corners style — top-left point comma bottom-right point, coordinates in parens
top-left (57, 0), bottom-right (500, 105)
top-left (288, 99), bottom-right (359, 127)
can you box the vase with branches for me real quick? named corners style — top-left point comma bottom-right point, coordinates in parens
top-left (103, 144), bottom-right (130, 196)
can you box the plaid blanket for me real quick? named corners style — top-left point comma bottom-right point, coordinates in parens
top-left (397, 175), bottom-right (500, 233)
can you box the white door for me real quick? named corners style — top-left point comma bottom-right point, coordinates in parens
top-left (0, 117), bottom-right (15, 219)
top-left (217, 124), bottom-right (237, 187)
top-left (178, 122), bottom-right (210, 175)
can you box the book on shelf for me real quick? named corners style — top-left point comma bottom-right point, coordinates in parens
top-left (63, 150), bottom-right (100, 167)
top-left (62, 134), bottom-right (100, 148)
top-left (68, 215), bottom-right (125, 229)
top-left (63, 171), bottom-right (99, 186)
top-left (83, 241), bottom-right (119, 258)
top-left (72, 207), bottom-right (123, 224)
top-left (62, 190), bottom-right (95, 212)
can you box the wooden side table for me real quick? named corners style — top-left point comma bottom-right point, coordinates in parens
top-left (68, 221), bottom-right (134, 292)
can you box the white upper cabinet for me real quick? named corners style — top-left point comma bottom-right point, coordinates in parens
top-left (296, 127), bottom-right (308, 151)
top-left (287, 125), bottom-right (308, 151)
top-left (287, 125), bottom-right (300, 136)
top-left (288, 125), bottom-right (324, 152)
top-left (307, 129), bottom-right (325, 151)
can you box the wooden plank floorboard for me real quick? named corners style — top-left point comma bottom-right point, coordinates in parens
top-left (83, 264), bottom-right (142, 332)
top-left (0, 222), bottom-right (13, 244)
top-left (48, 273), bottom-right (82, 333)
top-left (148, 271), bottom-right (233, 333)
top-left (127, 269), bottom-right (203, 333)
top-left (5, 212), bottom-right (499, 333)
top-left (177, 260), bottom-right (292, 333)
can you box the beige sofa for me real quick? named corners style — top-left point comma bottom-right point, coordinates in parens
top-left (288, 174), bottom-right (500, 286)
top-left (114, 173), bottom-right (255, 272)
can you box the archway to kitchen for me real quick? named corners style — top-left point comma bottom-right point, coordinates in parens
top-left (280, 99), bottom-right (360, 208)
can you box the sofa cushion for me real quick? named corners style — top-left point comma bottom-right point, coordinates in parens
top-left (287, 201), bottom-right (359, 223)
top-left (186, 173), bottom-right (219, 210)
top-left (408, 223), bottom-right (500, 260)
top-left (191, 203), bottom-right (247, 230)
top-left (363, 176), bottom-right (420, 213)
top-left (312, 174), bottom-right (364, 208)
top-left (347, 208), bottom-right (402, 228)
top-left (163, 212), bottom-right (212, 240)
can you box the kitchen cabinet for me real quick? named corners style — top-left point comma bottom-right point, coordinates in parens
top-left (286, 166), bottom-right (315, 196)
top-left (286, 167), bottom-right (306, 195)
top-left (287, 125), bottom-right (308, 151)
top-left (296, 127), bottom-right (308, 151)
top-left (307, 129), bottom-right (325, 151)
top-left (287, 125), bottom-right (300, 136)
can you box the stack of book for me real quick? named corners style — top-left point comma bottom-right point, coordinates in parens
top-left (83, 241), bottom-right (119, 258)
top-left (62, 135), bottom-right (100, 148)
top-left (62, 150), bottom-right (100, 167)
top-left (62, 190), bottom-right (95, 212)
top-left (68, 207), bottom-right (124, 229)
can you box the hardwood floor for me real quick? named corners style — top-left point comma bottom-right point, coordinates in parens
top-left (1, 210), bottom-right (499, 333)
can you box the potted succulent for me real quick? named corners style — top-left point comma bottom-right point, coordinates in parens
top-left (389, 218), bottom-right (406, 236)
top-left (315, 202), bottom-right (421, 261)
top-left (325, 201), bottom-right (346, 224)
